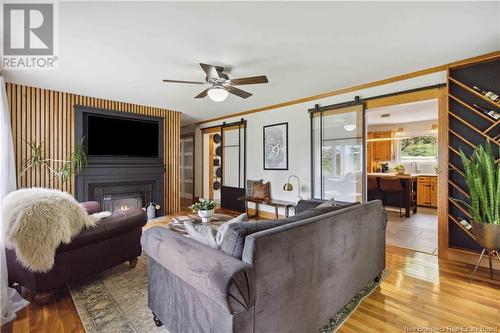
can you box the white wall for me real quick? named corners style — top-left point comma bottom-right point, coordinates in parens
top-left (193, 71), bottom-right (446, 215)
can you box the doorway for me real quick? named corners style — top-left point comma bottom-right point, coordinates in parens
top-left (180, 134), bottom-right (195, 209)
top-left (366, 98), bottom-right (440, 255)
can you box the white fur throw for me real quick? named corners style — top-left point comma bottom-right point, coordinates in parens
top-left (2, 187), bottom-right (109, 272)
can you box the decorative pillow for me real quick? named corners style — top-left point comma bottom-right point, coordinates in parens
top-left (184, 213), bottom-right (248, 250)
top-left (316, 198), bottom-right (335, 208)
top-left (184, 222), bottom-right (218, 248)
top-left (252, 182), bottom-right (270, 200)
top-left (246, 179), bottom-right (263, 197)
top-left (215, 213), bottom-right (247, 246)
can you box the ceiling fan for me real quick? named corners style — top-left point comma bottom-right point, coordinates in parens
top-left (162, 63), bottom-right (269, 102)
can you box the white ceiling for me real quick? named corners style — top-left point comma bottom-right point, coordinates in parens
top-left (367, 99), bottom-right (438, 125)
top-left (3, 2), bottom-right (499, 124)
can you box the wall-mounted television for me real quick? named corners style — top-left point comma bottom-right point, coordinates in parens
top-left (86, 114), bottom-right (160, 157)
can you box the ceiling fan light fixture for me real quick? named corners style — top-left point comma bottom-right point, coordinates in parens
top-left (207, 87), bottom-right (229, 102)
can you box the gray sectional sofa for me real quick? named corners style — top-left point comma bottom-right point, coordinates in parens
top-left (141, 199), bottom-right (387, 333)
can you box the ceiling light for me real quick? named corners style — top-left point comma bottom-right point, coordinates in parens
top-left (381, 113), bottom-right (391, 118)
top-left (344, 124), bottom-right (356, 131)
top-left (207, 87), bottom-right (229, 102)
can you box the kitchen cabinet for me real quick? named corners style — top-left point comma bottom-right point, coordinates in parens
top-left (367, 131), bottom-right (393, 171)
top-left (417, 176), bottom-right (437, 207)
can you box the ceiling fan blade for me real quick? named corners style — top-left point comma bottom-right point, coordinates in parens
top-left (230, 75), bottom-right (268, 86)
top-left (162, 79), bottom-right (206, 85)
top-left (226, 86), bottom-right (252, 99)
top-left (194, 89), bottom-right (209, 99)
top-left (200, 63), bottom-right (221, 80)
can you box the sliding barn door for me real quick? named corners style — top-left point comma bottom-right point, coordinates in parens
top-left (221, 121), bottom-right (246, 212)
top-left (311, 102), bottom-right (366, 203)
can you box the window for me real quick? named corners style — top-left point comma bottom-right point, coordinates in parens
top-left (399, 136), bottom-right (437, 160)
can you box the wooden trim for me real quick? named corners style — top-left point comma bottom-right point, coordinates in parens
top-left (185, 51), bottom-right (500, 127)
top-left (5, 82), bottom-right (182, 214)
top-left (201, 126), bottom-right (222, 134)
top-left (365, 87), bottom-right (442, 109)
top-left (437, 86), bottom-right (449, 260)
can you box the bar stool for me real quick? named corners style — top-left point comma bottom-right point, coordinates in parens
top-left (379, 178), bottom-right (404, 217)
top-left (367, 176), bottom-right (378, 201)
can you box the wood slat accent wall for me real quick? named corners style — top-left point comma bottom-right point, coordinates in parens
top-left (5, 82), bottom-right (181, 214)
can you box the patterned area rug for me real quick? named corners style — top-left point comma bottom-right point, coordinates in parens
top-left (70, 255), bottom-right (388, 333)
top-left (69, 255), bottom-right (169, 333)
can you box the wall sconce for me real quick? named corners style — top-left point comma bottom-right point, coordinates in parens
top-left (394, 127), bottom-right (404, 136)
top-left (430, 124), bottom-right (438, 133)
top-left (283, 175), bottom-right (302, 199)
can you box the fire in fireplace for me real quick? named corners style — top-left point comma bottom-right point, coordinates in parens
top-left (103, 193), bottom-right (143, 212)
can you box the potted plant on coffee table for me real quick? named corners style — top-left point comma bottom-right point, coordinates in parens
top-left (452, 140), bottom-right (500, 279)
top-left (190, 198), bottom-right (216, 223)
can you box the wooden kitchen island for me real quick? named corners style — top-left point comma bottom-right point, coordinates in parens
top-left (367, 173), bottom-right (418, 218)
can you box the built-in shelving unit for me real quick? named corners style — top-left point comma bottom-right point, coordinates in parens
top-left (447, 57), bottom-right (500, 252)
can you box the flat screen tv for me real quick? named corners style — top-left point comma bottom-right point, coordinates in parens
top-left (86, 114), bottom-right (159, 157)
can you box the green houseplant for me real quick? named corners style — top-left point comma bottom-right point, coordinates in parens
top-left (190, 198), bottom-right (216, 223)
top-left (18, 139), bottom-right (88, 184)
top-left (453, 140), bottom-right (500, 250)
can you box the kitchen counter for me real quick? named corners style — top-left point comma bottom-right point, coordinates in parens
top-left (368, 173), bottom-right (419, 217)
top-left (368, 172), bottom-right (437, 179)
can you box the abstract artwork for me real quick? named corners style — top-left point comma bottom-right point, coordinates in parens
top-left (263, 122), bottom-right (288, 170)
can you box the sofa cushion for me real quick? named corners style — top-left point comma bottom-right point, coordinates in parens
top-left (220, 206), bottom-right (341, 259)
top-left (56, 208), bottom-right (147, 253)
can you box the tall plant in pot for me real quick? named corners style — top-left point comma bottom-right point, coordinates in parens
top-left (453, 140), bottom-right (500, 253)
top-left (190, 198), bottom-right (216, 223)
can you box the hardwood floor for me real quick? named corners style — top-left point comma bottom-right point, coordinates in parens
top-left (2, 246), bottom-right (499, 332)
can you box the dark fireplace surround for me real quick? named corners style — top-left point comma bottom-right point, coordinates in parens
top-left (75, 106), bottom-right (164, 215)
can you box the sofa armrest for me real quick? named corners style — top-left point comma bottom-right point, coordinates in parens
top-left (80, 201), bottom-right (101, 214)
top-left (57, 208), bottom-right (147, 253)
top-left (141, 227), bottom-right (254, 314)
top-left (295, 199), bottom-right (324, 214)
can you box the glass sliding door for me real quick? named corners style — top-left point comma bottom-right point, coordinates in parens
top-left (311, 103), bottom-right (366, 202)
top-left (220, 121), bottom-right (247, 212)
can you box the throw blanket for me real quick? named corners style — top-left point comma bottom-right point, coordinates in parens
top-left (2, 188), bottom-right (108, 272)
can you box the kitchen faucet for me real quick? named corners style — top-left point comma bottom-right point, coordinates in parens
top-left (410, 161), bottom-right (420, 173)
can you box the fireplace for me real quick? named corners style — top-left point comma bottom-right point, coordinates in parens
top-left (103, 192), bottom-right (143, 212)
top-left (75, 106), bottom-right (165, 215)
